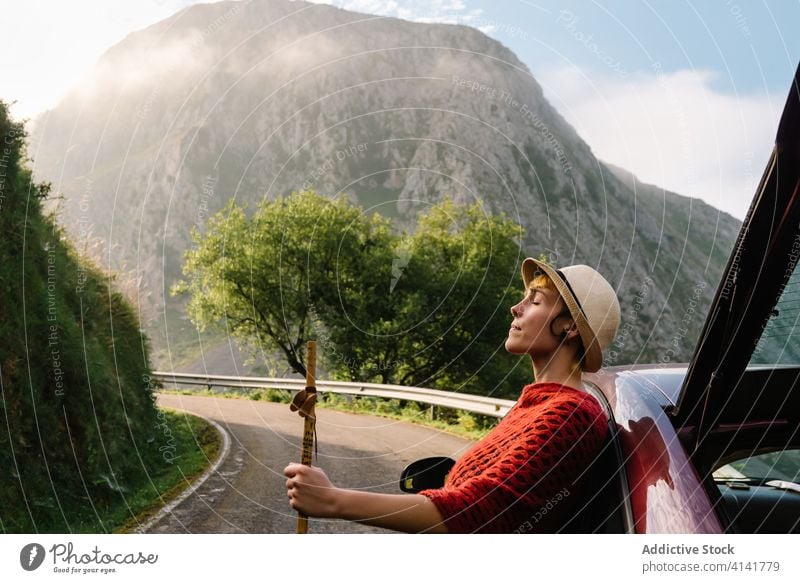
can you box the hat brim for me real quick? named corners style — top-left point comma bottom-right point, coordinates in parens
top-left (521, 258), bottom-right (603, 372)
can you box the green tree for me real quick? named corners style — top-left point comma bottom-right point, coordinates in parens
top-left (383, 198), bottom-right (531, 397)
top-left (174, 190), bottom-right (533, 398)
top-left (172, 189), bottom-right (395, 376)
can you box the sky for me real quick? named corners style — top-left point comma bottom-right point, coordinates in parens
top-left (2, 0), bottom-right (799, 220)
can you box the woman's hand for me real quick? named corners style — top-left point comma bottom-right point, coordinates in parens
top-left (283, 463), bottom-right (340, 518)
top-left (284, 462), bottom-right (448, 532)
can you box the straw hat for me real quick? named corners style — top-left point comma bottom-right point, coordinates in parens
top-left (521, 258), bottom-right (621, 372)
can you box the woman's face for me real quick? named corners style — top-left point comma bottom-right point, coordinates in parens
top-left (505, 284), bottom-right (570, 356)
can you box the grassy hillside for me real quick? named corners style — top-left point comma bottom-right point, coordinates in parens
top-left (0, 101), bottom-right (202, 533)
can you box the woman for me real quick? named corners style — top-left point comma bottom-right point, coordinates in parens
top-left (283, 257), bottom-right (620, 533)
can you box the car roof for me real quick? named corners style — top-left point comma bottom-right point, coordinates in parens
top-left (594, 364), bottom-right (800, 424)
top-left (598, 364), bottom-right (688, 406)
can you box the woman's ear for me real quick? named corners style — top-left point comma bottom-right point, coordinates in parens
top-left (563, 321), bottom-right (580, 342)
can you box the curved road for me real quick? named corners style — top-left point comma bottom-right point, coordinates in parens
top-left (146, 394), bottom-right (475, 533)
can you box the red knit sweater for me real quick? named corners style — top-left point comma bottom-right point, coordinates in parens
top-left (418, 382), bottom-right (609, 533)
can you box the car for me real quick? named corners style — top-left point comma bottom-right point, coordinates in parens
top-left (399, 62), bottom-right (800, 534)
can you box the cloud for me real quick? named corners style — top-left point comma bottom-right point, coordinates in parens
top-left (537, 65), bottom-right (782, 220)
top-left (306, 0), bottom-right (484, 26)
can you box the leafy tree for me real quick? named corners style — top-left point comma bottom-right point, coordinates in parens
top-left (174, 190), bottom-right (533, 398)
top-left (172, 189), bottom-right (395, 376)
top-left (377, 198), bottom-right (531, 397)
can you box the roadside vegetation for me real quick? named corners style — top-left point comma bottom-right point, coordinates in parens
top-left (0, 101), bottom-right (219, 533)
top-left (113, 409), bottom-right (221, 533)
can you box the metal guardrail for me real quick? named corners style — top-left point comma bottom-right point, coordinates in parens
top-left (151, 371), bottom-right (515, 418)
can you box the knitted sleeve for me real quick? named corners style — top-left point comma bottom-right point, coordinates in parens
top-left (418, 393), bottom-right (608, 533)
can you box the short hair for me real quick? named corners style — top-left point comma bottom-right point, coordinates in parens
top-left (528, 271), bottom-right (557, 294)
top-left (527, 272), bottom-right (586, 371)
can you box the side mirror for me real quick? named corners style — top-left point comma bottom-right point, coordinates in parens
top-left (399, 456), bottom-right (456, 493)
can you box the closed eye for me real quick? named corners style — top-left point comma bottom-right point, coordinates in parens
top-left (524, 290), bottom-right (543, 305)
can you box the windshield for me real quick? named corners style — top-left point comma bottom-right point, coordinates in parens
top-left (749, 262), bottom-right (800, 365)
top-left (715, 450), bottom-right (800, 483)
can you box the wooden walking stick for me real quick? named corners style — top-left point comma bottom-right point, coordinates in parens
top-left (289, 340), bottom-right (318, 533)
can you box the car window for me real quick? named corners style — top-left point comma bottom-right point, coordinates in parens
top-left (750, 266), bottom-right (800, 365)
top-left (714, 450), bottom-right (800, 482)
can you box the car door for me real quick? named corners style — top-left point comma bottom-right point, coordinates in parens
top-left (672, 62), bottom-right (800, 531)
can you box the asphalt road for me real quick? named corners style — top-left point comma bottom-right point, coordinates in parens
top-left (146, 393), bottom-right (475, 533)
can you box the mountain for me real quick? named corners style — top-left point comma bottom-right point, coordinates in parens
top-left (28, 0), bottom-right (742, 368)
